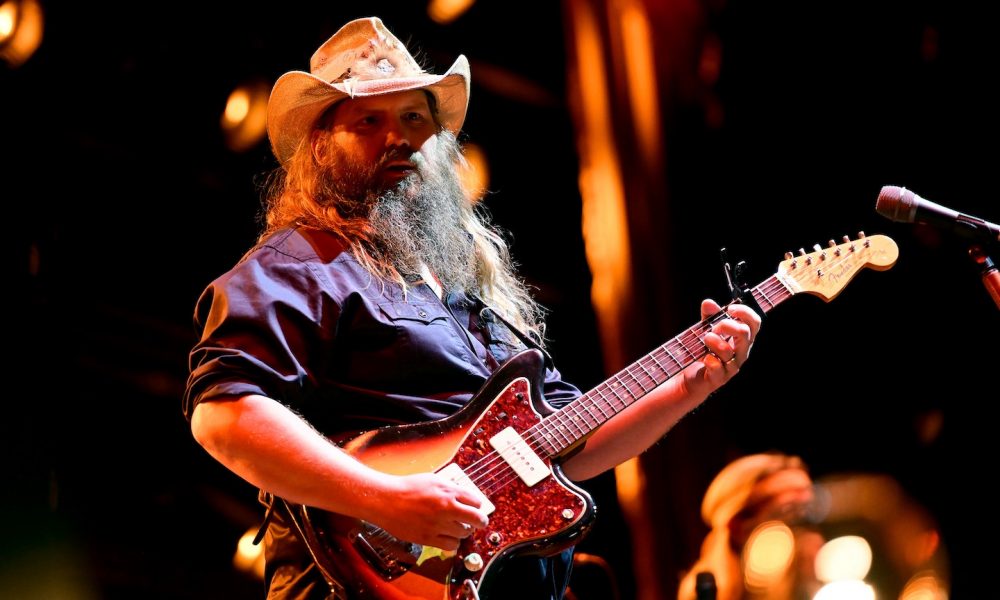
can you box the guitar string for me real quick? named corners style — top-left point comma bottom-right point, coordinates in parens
top-left (475, 312), bottom-right (733, 495)
top-left (463, 245), bottom-right (868, 496)
top-left (463, 276), bottom-right (792, 493)
top-left (464, 273), bottom-right (795, 483)
top-left (462, 278), bottom-right (790, 494)
top-left (467, 311), bottom-right (735, 495)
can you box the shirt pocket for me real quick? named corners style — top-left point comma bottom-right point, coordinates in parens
top-left (377, 300), bottom-right (449, 324)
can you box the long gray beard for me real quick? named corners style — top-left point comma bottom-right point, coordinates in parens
top-left (319, 133), bottom-right (477, 295)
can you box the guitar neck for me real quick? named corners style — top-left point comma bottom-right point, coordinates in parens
top-left (528, 275), bottom-right (791, 458)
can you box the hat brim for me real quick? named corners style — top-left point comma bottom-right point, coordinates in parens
top-left (266, 55), bottom-right (470, 165)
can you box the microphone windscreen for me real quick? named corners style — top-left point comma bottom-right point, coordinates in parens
top-left (876, 185), bottom-right (916, 223)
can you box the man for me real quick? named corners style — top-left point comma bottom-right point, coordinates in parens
top-left (184, 16), bottom-right (760, 600)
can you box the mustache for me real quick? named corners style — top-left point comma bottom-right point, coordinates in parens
top-left (376, 147), bottom-right (423, 172)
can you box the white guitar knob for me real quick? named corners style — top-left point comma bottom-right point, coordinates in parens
top-left (464, 553), bottom-right (484, 572)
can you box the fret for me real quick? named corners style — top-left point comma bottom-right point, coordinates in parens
top-left (615, 372), bottom-right (643, 399)
top-left (577, 399), bottom-right (602, 424)
top-left (588, 390), bottom-right (613, 419)
top-left (649, 352), bottom-right (671, 378)
top-left (627, 366), bottom-right (652, 393)
top-left (605, 379), bottom-right (628, 407)
top-left (755, 283), bottom-right (774, 310)
top-left (661, 345), bottom-right (684, 371)
top-left (636, 359), bottom-right (657, 384)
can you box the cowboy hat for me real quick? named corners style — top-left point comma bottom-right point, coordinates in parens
top-left (266, 17), bottom-right (470, 165)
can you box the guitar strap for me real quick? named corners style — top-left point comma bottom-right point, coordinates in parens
top-left (473, 294), bottom-right (555, 372)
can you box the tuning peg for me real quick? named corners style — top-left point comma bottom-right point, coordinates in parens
top-left (802, 247), bottom-right (813, 265)
top-left (830, 240), bottom-right (842, 256)
top-left (857, 231), bottom-right (866, 238)
top-left (784, 251), bottom-right (794, 260)
top-left (828, 240), bottom-right (836, 247)
top-left (842, 235), bottom-right (850, 243)
top-left (797, 248), bottom-right (811, 265)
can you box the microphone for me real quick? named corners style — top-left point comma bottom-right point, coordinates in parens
top-left (876, 186), bottom-right (1000, 243)
top-left (695, 571), bottom-right (717, 600)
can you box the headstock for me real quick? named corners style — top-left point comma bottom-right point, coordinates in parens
top-left (776, 233), bottom-right (899, 302)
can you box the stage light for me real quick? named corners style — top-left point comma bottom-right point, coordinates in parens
top-left (815, 535), bottom-right (873, 583)
top-left (221, 80), bottom-right (269, 152)
top-left (233, 527), bottom-right (265, 579)
top-left (427, 0), bottom-right (475, 24)
top-left (0, 0), bottom-right (44, 68)
top-left (458, 142), bottom-right (489, 202)
top-left (813, 580), bottom-right (876, 600)
top-left (743, 521), bottom-right (795, 591)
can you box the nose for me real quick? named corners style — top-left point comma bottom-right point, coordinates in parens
top-left (384, 120), bottom-right (411, 151)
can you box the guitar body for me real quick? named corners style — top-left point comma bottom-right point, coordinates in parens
top-left (290, 349), bottom-right (596, 600)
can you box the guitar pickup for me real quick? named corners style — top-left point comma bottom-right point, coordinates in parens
top-left (438, 463), bottom-right (496, 515)
top-left (490, 427), bottom-right (549, 487)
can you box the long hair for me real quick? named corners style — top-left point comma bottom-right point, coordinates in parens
top-left (259, 130), bottom-right (546, 343)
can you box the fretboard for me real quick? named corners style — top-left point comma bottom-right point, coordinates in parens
top-left (528, 274), bottom-right (793, 457)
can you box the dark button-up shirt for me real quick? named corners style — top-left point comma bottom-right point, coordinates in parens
top-left (184, 226), bottom-right (582, 599)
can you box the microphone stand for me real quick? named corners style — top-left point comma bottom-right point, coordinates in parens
top-left (969, 245), bottom-right (1000, 310)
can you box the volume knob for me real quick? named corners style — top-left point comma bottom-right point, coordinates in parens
top-left (464, 553), bottom-right (484, 572)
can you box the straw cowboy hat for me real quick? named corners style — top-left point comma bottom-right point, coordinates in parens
top-left (266, 16), bottom-right (471, 165)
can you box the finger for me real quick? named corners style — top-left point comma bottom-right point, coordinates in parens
top-left (700, 298), bottom-right (723, 321)
top-left (712, 320), bottom-right (752, 362)
top-left (451, 496), bottom-right (489, 528)
top-left (727, 304), bottom-right (762, 342)
top-left (447, 520), bottom-right (475, 538)
top-left (703, 331), bottom-right (736, 363)
top-left (452, 486), bottom-right (484, 510)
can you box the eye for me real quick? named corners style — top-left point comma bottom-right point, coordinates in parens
top-left (405, 111), bottom-right (428, 123)
top-left (356, 115), bottom-right (379, 128)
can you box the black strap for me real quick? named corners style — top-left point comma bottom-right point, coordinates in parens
top-left (252, 490), bottom-right (277, 545)
top-left (473, 295), bottom-right (555, 371)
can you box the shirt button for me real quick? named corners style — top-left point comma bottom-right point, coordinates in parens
top-left (418, 310), bottom-right (428, 318)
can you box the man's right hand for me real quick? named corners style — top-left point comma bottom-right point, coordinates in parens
top-left (370, 472), bottom-right (491, 551)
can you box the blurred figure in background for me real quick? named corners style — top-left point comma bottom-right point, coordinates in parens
top-left (678, 453), bottom-right (820, 600)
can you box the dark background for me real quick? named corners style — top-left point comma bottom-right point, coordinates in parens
top-left (3, 1), bottom-right (997, 598)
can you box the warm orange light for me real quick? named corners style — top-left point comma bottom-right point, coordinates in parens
top-left (614, 456), bottom-right (644, 507)
top-left (899, 571), bottom-right (947, 600)
top-left (223, 89), bottom-right (251, 127)
top-left (743, 521), bottom-right (795, 590)
top-left (427, 0), bottom-right (475, 24)
top-left (458, 142), bottom-right (489, 202)
top-left (234, 527), bottom-right (266, 579)
top-left (0, 0), bottom-right (44, 68)
top-left (813, 580), bottom-right (876, 600)
top-left (619, 1), bottom-right (661, 168)
top-left (221, 80), bottom-right (269, 152)
top-left (815, 535), bottom-right (873, 583)
top-left (570, 0), bottom-right (632, 372)
top-left (0, 3), bottom-right (16, 40)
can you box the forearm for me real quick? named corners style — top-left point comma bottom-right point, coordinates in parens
top-left (190, 394), bottom-right (391, 522)
top-left (559, 377), bottom-right (709, 481)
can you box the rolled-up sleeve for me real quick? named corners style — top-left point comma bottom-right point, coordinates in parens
top-left (183, 254), bottom-right (337, 420)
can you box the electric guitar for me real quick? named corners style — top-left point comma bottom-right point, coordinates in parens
top-left (286, 233), bottom-right (899, 600)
